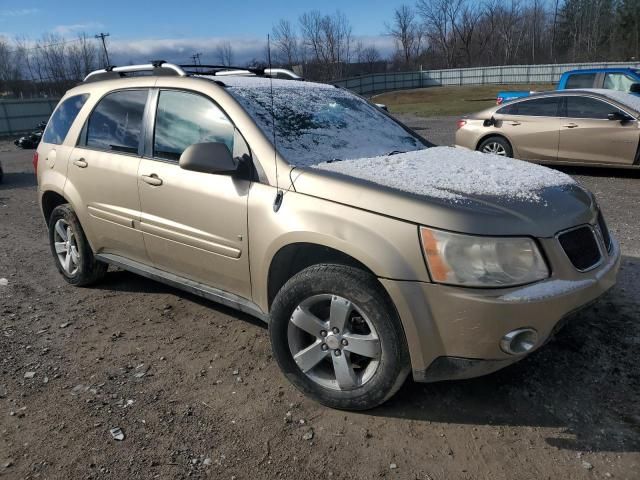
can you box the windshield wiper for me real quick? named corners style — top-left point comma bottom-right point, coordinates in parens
top-left (386, 150), bottom-right (406, 156)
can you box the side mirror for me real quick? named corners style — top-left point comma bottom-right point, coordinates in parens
top-left (607, 111), bottom-right (633, 122)
top-left (179, 142), bottom-right (237, 174)
top-left (629, 83), bottom-right (640, 94)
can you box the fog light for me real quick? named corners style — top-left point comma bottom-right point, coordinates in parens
top-left (500, 328), bottom-right (538, 355)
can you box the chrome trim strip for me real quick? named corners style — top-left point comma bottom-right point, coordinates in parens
top-left (95, 253), bottom-right (268, 322)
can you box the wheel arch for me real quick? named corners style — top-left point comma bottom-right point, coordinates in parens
top-left (267, 242), bottom-right (377, 309)
top-left (41, 189), bottom-right (69, 223)
top-left (476, 133), bottom-right (514, 153)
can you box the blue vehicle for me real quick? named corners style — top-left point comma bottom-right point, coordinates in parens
top-left (496, 67), bottom-right (640, 105)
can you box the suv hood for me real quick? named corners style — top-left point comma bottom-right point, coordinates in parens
top-left (290, 147), bottom-right (596, 238)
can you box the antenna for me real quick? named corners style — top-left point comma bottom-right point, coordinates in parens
top-left (268, 34), bottom-right (283, 212)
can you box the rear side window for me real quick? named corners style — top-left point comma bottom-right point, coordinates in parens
top-left (566, 97), bottom-right (623, 119)
top-left (509, 97), bottom-right (560, 117)
top-left (153, 90), bottom-right (234, 161)
top-left (565, 73), bottom-right (596, 89)
top-left (603, 73), bottom-right (636, 92)
top-left (42, 94), bottom-right (89, 145)
top-left (82, 90), bottom-right (148, 154)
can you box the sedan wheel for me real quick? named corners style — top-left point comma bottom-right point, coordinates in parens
top-left (482, 141), bottom-right (507, 156)
top-left (287, 294), bottom-right (381, 391)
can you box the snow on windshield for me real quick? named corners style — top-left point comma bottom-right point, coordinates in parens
top-left (315, 147), bottom-right (576, 203)
top-left (221, 78), bottom-right (424, 165)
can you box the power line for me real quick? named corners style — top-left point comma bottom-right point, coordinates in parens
top-left (94, 32), bottom-right (111, 66)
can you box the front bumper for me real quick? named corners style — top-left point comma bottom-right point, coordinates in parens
top-left (381, 238), bottom-right (621, 383)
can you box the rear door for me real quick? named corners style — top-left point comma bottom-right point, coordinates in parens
top-left (65, 89), bottom-right (151, 263)
top-left (137, 89), bottom-right (252, 298)
top-left (496, 97), bottom-right (561, 161)
top-left (38, 94), bottom-right (89, 191)
top-left (557, 96), bottom-right (639, 165)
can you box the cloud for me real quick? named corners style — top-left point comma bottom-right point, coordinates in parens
top-left (0, 8), bottom-right (39, 17)
top-left (107, 35), bottom-right (396, 66)
top-left (52, 22), bottom-right (104, 35)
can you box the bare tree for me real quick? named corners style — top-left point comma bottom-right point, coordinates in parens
top-left (386, 5), bottom-right (422, 66)
top-left (272, 19), bottom-right (300, 67)
top-left (215, 41), bottom-right (234, 66)
top-left (417, 0), bottom-right (464, 68)
top-left (67, 33), bottom-right (98, 81)
top-left (299, 10), bottom-right (353, 80)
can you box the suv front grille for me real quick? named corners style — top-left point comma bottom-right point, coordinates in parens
top-left (558, 226), bottom-right (602, 271)
top-left (597, 212), bottom-right (612, 253)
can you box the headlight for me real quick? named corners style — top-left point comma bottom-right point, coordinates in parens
top-left (420, 227), bottom-right (549, 287)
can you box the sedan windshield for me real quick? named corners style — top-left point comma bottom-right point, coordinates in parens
top-left (223, 78), bottom-right (426, 166)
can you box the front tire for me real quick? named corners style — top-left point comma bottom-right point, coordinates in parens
top-left (48, 204), bottom-right (106, 286)
top-left (269, 264), bottom-right (410, 410)
top-left (478, 136), bottom-right (513, 157)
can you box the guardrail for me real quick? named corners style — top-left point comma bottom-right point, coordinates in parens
top-left (333, 61), bottom-right (640, 96)
top-left (0, 98), bottom-right (59, 136)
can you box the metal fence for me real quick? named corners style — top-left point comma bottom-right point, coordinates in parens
top-left (333, 61), bottom-right (640, 96)
top-left (0, 98), bottom-right (59, 136)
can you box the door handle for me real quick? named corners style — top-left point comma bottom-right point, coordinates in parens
top-left (510, 121), bottom-right (521, 126)
top-left (141, 174), bottom-right (163, 186)
top-left (563, 123), bottom-right (579, 128)
top-left (73, 158), bottom-right (88, 168)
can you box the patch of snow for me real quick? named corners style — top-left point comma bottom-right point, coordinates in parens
top-left (313, 147), bottom-right (575, 202)
top-left (499, 279), bottom-right (594, 302)
top-left (216, 78), bottom-right (423, 165)
top-left (573, 89), bottom-right (640, 114)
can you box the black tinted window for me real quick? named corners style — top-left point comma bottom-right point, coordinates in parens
top-left (154, 90), bottom-right (234, 161)
top-left (511, 97), bottom-right (560, 116)
top-left (566, 96), bottom-right (623, 119)
top-left (497, 103), bottom-right (518, 115)
top-left (42, 94), bottom-right (88, 145)
top-left (84, 90), bottom-right (147, 154)
top-left (565, 73), bottom-right (596, 89)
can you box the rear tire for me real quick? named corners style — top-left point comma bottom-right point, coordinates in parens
top-left (269, 264), bottom-right (410, 410)
top-left (48, 204), bottom-right (106, 286)
top-left (478, 136), bottom-right (513, 157)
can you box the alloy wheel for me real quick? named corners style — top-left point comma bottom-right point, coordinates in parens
top-left (287, 294), bottom-right (381, 391)
top-left (53, 218), bottom-right (80, 276)
top-left (482, 142), bottom-right (507, 156)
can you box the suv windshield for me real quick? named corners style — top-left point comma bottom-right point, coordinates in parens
top-left (224, 78), bottom-right (425, 166)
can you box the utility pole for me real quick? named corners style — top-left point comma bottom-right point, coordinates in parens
top-left (191, 52), bottom-right (202, 72)
top-left (95, 33), bottom-right (111, 67)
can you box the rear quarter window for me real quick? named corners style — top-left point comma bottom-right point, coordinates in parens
top-left (42, 94), bottom-right (89, 145)
top-left (564, 73), bottom-right (596, 89)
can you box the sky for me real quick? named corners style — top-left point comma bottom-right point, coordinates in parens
top-left (0, 1), bottom-right (405, 64)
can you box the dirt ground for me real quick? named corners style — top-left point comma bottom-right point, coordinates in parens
top-left (1, 135), bottom-right (639, 480)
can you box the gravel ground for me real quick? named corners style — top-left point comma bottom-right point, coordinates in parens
top-left (1, 133), bottom-right (639, 480)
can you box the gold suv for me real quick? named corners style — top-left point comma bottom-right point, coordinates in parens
top-left (36, 63), bottom-right (620, 410)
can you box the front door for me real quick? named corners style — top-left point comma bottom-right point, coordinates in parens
top-left (65, 89), bottom-right (150, 263)
top-left (558, 96), bottom-right (639, 165)
top-left (137, 89), bottom-right (252, 299)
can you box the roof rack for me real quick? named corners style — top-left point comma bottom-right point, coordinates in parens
top-left (180, 65), bottom-right (303, 80)
top-left (83, 61), bottom-right (187, 82)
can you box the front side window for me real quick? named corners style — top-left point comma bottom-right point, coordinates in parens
top-left (83, 90), bottom-right (148, 154)
top-left (509, 97), bottom-right (560, 117)
top-left (603, 73), bottom-right (636, 92)
top-left (153, 90), bottom-right (235, 161)
top-left (42, 94), bottom-right (89, 145)
top-left (566, 96), bottom-right (623, 119)
top-left (565, 73), bottom-right (596, 89)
